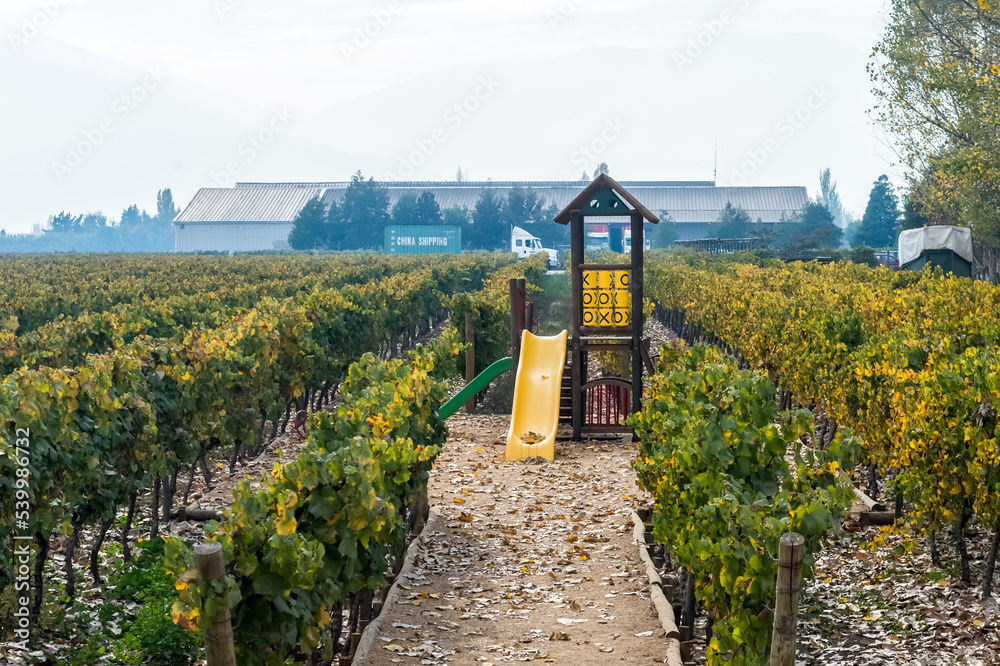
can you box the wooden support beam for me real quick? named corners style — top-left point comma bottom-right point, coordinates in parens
top-left (570, 211), bottom-right (584, 442)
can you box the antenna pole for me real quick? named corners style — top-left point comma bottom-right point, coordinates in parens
top-left (713, 135), bottom-right (718, 185)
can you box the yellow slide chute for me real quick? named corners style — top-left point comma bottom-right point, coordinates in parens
top-left (506, 330), bottom-right (568, 462)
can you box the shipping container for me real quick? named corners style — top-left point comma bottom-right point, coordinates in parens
top-left (384, 226), bottom-right (462, 255)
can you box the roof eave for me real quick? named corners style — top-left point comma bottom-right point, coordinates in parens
top-left (554, 174), bottom-right (660, 225)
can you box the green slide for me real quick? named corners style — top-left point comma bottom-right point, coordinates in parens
top-left (439, 357), bottom-right (513, 420)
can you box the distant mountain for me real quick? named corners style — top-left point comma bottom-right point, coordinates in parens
top-left (0, 27), bottom-right (883, 233)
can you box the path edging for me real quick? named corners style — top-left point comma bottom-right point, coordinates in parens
top-left (354, 508), bottom-right (443, 665)
top-left (631, 509), bottom-right (685, 666)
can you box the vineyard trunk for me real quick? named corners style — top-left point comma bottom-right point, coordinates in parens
top-left (63, 515), bottom-right (84, 602)
top-left (199, 454), bottom-right (213, 490)
top-left (151, 477), bottom-right (160, 539)
top-left (89, 517), bottom-right (112, 585)
top-left (930, 530), bottom-right (941, 567)
top-left (162, 465), bottom-right (179, 523)
top-left (330, 603), bottom-right (343, 659)
top-left (30, 534), bottom-right (48, 622)
top-left (183, 463), bottom-right (198, 507)
top-left (983, 527), bottom-right (1000, 599)
top-left (121, 490), bottom-right (137, 563)
top-left (956, 512), bottom-right (972, 584)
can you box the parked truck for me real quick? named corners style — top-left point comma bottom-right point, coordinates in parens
top-left (512, 226), bottom-right (560, 269)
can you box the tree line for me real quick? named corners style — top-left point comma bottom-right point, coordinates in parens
top-left (0, 189), bottom-right (179, 253)
top-left (704, 168), bottom-right (914, 261)
top-left (288, 171), bottom-right (572, 252)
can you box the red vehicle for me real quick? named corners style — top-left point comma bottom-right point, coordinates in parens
top-left (874, 250), bottom-right (900, 270)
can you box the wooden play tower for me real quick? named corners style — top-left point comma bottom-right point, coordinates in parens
top-left (554, 175), bottom-right (660, 441)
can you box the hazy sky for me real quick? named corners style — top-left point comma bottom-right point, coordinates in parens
top-left (2, 0), bottom-right (887, 110)
top-left (0, 0), bottom-right (895, 232)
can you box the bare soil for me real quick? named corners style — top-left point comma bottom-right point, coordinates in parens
top-left (364, 413), bottom-right (672, 665)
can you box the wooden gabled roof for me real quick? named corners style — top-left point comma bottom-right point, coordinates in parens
top-left (554, 174), bottom-right (660, 225)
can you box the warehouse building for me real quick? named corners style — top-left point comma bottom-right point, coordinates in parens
top-left (173, 180), bottom-right (809, 252)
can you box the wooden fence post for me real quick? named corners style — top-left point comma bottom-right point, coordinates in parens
top-left (465, 313), bottom-right (476, 414)
top-left (510, 279), bottom-right (524, 379)
top-left (769, 532), bottom-right (805, 666)
top-left (195, 542), bottom-right (237, 666)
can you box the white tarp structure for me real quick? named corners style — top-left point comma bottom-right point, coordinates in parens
top-left (898, 225), bottom-right (974, 266)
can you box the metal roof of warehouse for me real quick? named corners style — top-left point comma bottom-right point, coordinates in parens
top-left (175, 187), bottom-right (326, 224)
top-left (177, 181), bottom-right (809, 225)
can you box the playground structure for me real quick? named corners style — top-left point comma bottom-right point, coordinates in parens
top-left (439, 176), bottom-right (660, 460)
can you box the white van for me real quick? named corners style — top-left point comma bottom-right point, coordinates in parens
top-left (512, 226), bottom-right (560, 269)
top-left (623, 227), bottom-right (651, 252)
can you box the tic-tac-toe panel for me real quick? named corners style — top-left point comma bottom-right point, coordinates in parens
top-left (582, 269), bottom-right (632, 328)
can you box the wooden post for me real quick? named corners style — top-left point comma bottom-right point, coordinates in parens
top-left (510, 279), bottom-right (523, 379)
top-left (195, 542), bottom-right (237, 666)
top-left (769, 532), bottom-right (805, 666)
top-left (570, 211), bottom-right (585, 442)
top-left (630, 213), bottom-right (644, 415)
top-left (465, 313), bottom-right (476, 414)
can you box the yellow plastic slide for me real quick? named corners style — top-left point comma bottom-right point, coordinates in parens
top-left (506, 329), bottom-right (569, 462)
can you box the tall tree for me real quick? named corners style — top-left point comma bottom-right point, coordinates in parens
top-left (390, 192), bottom-right (443, 227)
top-left (288, 198), bottom-right (329, 250)
top-left (871, 0), bottom-right (1000, 252)
top-left (503, 185), bottom-right (544, 228)
top-left (334, 171), bottom-right (390, 250)
top-left (819, 168), bottom-right (846, 229)
top-left (651, 213), bottom-right (678, 249)
top-left (773, 200), bottom-right (842, 258)
top-left (78, 213), bottom-right (110, 232)
top-left (593, 162), bottom-right (610, 178)
top-left (390, 193), bottom-right (421, 227)
top-left (469, 187), bottom-right (506, 250)
top-left (415, 191), bottom-right (443, 225)
top-left (119, 204), bottom-right (152, 229)
top-left (708, 203), bottom-right (752, 239)
top-left (852, 175), bottom-right (900, 249)
top-left (899, 191), bottom-right (932, 236)
top-left (443, 206), bottom-right (470, 229)
top-left (48, 211), bottom-right (80, 233)
top-left (156, 189), bottom-right (179, 225)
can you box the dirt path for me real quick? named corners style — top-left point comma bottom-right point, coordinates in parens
top-left (365, 413), bottom-right (669, 666)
